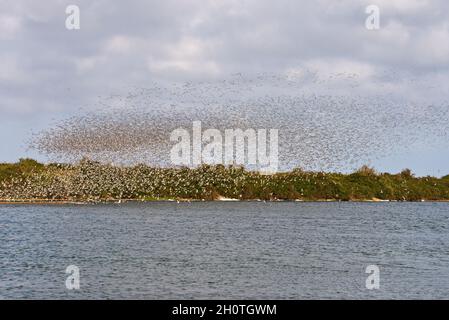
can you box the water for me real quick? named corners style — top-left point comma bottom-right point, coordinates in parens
top-left (1, 202), bottom-right (448, 299)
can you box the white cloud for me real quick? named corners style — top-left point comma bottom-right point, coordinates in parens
top-left (147, 36), bottom-right (221, 76)
top-left (373, 0), bottom-right (429, 13)
top-left (0, 54), bottom-right (27, 83)
top-left (1, 0), bottom-right (449, 115)
top-left (417, 23), bottom-right (449, 64)
top-left (0, 14), bottom-right (21, 39)
top-left (104, 35), bottom-right (136, 53)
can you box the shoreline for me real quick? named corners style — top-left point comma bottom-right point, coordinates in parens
top-left (2, 198), bottom-right (449, 205)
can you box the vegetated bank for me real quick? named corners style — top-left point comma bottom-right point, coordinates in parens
top-left (1, 158), bottom-right (449, 203)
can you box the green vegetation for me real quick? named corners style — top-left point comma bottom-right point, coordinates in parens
top-left (0, 158), bottom-right (44, 180)
top-left (1, 159), bottom-right (449, 202)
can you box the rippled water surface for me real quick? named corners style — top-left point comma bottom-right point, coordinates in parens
top-left (1, 202), bottom-right (449, 299)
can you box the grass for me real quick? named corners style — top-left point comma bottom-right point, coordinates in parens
top-left (1, 159), bottom-right (449, 202)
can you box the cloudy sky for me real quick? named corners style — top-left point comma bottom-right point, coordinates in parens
top-left (1, 0), bottom-right (449, 175)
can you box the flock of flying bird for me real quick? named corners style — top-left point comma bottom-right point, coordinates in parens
top-left (29, 70), bottom-right (449, 173)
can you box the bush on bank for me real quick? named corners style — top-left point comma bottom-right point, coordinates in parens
top-left (1, 159), bottom-right (449, 201)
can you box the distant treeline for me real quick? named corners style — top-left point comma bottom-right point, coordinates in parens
top-left (1, 158), bottom-right (449, 202)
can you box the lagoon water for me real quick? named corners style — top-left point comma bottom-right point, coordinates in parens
top-left (1, 202), bottom-right (449, 299)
